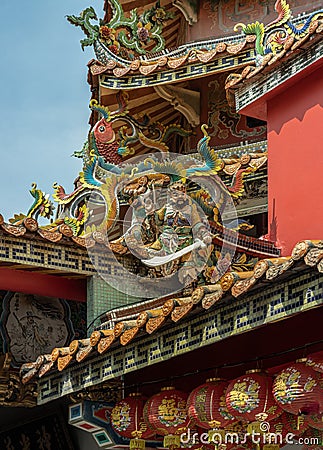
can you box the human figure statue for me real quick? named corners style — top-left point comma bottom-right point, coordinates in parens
top-left (146, 180), bottom-right (212, 257)
top-left (121, 180), bottom-right (213, 288)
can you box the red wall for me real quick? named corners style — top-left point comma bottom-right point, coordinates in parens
top-left (267, 66), bottom-right (323, 255)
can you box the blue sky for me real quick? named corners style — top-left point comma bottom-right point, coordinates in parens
top-left (0, 0), bottom-right (105, 220)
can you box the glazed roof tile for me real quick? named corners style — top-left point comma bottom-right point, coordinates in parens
top-left (0, 208), bottom-right (282, 264)
top-left (89, 10), bottom-right (323, 83)
top-left (88, 35), bottom-right (256, 78)
top-left (225, 15), bottom-right (323, 102)
top-left (0, 214), bottom-right (88, 249)
top-left (20, 239), bottom-right (323, 383)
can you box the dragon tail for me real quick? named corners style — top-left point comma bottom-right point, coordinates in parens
top-left (286, 10), bottom-right (323, 37)
top-left (100, 175), bottom-right (120, 233)
top-left (228, 167), bottom-right (254, 198)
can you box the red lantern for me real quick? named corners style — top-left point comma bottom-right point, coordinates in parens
top-left (187, 378), bottom-right (235, 430)
top-left (222, 444), bottom-right (253, 450)
top-left (227, 447), bottom-right (252, 450)
top-left (111, 393), bottom-right (155, 448)
top-left (255, 412), bottom-right (309, 448)
top-left (306, 351), bottom-right (323, 374)
top-left (272, 361), bottom-right (323, 415)
top-left (179, 425), bottom-right (207, 450)
top-left (144, 387), bottom-right (190, 448)
top-left (225, 370), bottom-right (282, 422)
top-left (225, 422), bottom-right (254, 450)
top-left (245, 413), bottom-right (303, 449)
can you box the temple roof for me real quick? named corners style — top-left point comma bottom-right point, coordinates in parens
top-left (88, 8), bottom-right (323, 84)
top-left (225, 18), bottom-right (323, 106)
top-left (89, 34), bottom-right (255, 78)
top-left (87, 2), bottom-right (323, 130)
top-left (20, 239), bottom-right (323, 385)
top-left (0, 212), bottom-right (280, 268)
top-left (9, 1), bottom-right (323, 396)
top-left (0, 142), bottom-right (272, 259)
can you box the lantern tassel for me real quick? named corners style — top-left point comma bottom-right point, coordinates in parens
top-left (163, 435), bottom-right (181, 449)
top-left (130, 438), bottom-right (145, 450)
top-left (297, 414), bottom-right (305, 430)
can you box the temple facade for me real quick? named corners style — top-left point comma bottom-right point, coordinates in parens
top-left (0, 0), bottom-right (322, 448)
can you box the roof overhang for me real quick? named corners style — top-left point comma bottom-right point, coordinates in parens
top-left (235, 39), bottom-right (323, 120)
top-left (35, 262), bottom-right (323, 405)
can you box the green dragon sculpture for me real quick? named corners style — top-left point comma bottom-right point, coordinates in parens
top-left (67, 6), bottom-right (99, 51)
top-left (67, 0), bottom-right (173, 57)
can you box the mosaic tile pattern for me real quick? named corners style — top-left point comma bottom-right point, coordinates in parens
top-left (0, 234), bottom-right (94, 274)
top-left (235, 40), bottom-right (323, 112)
top-left (100, 50), bottom-right (255, 90)
top-left (0, 234), bottom-right (137, 276)
top-left (0, 235), bottom-right (141, 326)
top-left (37, 270), bottom-right (323, 404)
top-left (87, 275), bottom-right (140, 331)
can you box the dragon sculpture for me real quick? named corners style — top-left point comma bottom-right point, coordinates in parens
top-left (9, 183), bottom-right (55, 226)
top-left (9, 100), bottom-right (266, 244)
top-left (50, 122), bottom-right (266, 240)
top-left (234, 0), bottom-right (323, 64)
top-left (66, 6), bottom-right (99, 51)
top-left (7, 118), bottom-right (266, 291)
top-left (67, 0), bottom-right (173, 59)
top-left (38, 93), bottom-right (191, 236)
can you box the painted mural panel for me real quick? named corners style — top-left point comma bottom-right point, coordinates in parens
top-left (207, 73), bottom-right (267, 146)
top-left (0, 291), bottom-right (86, 366)
top-left (188, 0), bottom-right (323, 40)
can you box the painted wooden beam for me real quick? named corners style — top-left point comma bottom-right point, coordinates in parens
top-left (0, 268), bottom-right (86, 302)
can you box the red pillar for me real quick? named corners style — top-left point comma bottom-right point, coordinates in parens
top-left (267, 65), bottom-right (323, 255)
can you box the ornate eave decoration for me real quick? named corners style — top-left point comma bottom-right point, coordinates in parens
top-left (233, 39), bottom-right (323, 114)
top-left (233, 0), bottom-right (323, 65)
top-left (6, 86), bottom-right (268, 248)
top-left (19, 241), bottom-right (323, 404)
top-left (225, 1), bottom-right (323, 103)
top-left (67, 1), bottom-right (174, 60)
top-left (69, 379), bottom-right (122, 404)
top-left (154, 85), bottom-right (200, 127)
top-left (72, 2), bottom-right (322, 90)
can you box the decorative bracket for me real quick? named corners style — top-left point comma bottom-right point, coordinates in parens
top-left (154, 85), bottom-right (200, 127)
top-left (173, 0), bottom-right (198, 25)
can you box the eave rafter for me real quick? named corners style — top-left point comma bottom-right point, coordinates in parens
top-left (154, 84), bottom-right (200, 126)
